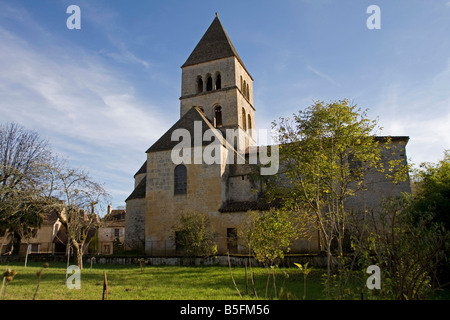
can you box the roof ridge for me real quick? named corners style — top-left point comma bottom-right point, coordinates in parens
top-left (145, 107), bottom-right (224, 153)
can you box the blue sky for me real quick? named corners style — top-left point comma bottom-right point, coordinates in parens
top-left (0, 0), bottom-right (449, 212)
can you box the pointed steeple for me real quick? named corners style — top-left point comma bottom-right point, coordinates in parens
top-left (182, 15), bottom-right (246, 69)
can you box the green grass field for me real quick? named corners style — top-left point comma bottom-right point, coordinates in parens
top-left (0, 261), bottom-right (324, 300)
top-left (1, 261), bottom-right (449, 300)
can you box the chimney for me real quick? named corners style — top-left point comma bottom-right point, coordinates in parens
top-left (107, 204), bottom-right (112, 215)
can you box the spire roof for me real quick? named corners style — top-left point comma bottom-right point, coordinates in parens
top-left (182, 15), bottom-right (247, 71)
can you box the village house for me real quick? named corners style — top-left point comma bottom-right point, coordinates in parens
top-left (0, 209), bottom-right (66, 256)
top-left (0, 207), bottom-right (118, 257)
top-left (97, 205), bottom-right (126, 255)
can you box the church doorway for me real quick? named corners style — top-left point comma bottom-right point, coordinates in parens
top-left (227, 228), bottom-right (238, 254)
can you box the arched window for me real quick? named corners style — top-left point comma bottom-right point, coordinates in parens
top-left (247, 114), bottom-right (252, 134)
top-left (246, 83), bottom-right (250, 100)
top-left (240, 76), bottom-right (243, 92)
top-left (243, 80), bottom-right (247, 98)
top-left (197, 76), bottom-right (203, 94)
top-left (242, 108), bottom-right (246, 131)
top-left (206, 74), bottom-right (212, 91)
top-left (174, 165), bottom-right (187, 195)
top-left (214, 106), bottom-right (222, 127)
top-left (215, 73), bottom-right (221, 90)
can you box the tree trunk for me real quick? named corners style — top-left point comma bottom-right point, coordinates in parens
top-left (326, 240), bottom-right (332, 299)
top-left (71, 240), bottom-right (83, 270)
top-left (76, 250), bottom-right (83, 270)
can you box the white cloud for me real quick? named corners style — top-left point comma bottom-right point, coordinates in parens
top-left (373, 58), bottom-right (450, 165)
top-left (0, 23), bottom-right (171, 207)
top-left (381, 113), bottom-right (450, 165)
top-left (0, 30), bottom-right (166, 144)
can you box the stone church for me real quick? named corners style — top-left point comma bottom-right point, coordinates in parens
top-left (124, 15), bottom-right (411, 256)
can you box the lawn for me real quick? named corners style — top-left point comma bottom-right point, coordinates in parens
top-left (1, 261), bottom-right (449, 300)
top-left (0, 261), bottom-right (323, 300)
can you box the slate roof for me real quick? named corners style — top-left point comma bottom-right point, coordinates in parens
top-left (134, 160), bottom-right (147, 177)
top-left (146, 107), bottom-right (225, 153)
top-left (53, 225), bottom-right (97, 244)
top-left (374, 136), bottom-right (409, 142)
top-left (218, 198), bottom-right (281, 213)
top-left (103, 209), bottom-right (126, 228)
top-left (264, 136), bottom-right (410, 151)
top-left (104, 210), bottom-right (126, 221)
top-left (53, 228), bottom-right (68, 244)
top-left (182, 15), bottom-right (251, 77)
top-left (41, 209), bottom-right (61, 225)
top-left (125, 177), bottom-right (146, 202)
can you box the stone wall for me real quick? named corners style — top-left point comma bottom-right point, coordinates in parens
top-left (124, 198), bottom-right (146, 251)
top-left (145, 149), bottom-right (227, 255)
top-left (345, 138), bottom-right (411, 214)
top-left (84, 254), bottom-right (330, 267)
top-left (0, 253), bottom-right (332, 268)
top-left (180, 56), bottom-right (256, 151)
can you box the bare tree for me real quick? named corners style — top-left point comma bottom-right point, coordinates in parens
top-left (0, 122), bottom-right (52, 252)
top-left (46, 159), bottom-right (109, 269)
top-left (0, 122), bottom-right (109, 267)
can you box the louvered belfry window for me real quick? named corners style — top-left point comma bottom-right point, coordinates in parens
top-left (214, 106), bottom-right (222, 127)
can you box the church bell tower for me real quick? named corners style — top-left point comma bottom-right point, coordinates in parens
top-left (179, 13), bottom-right (256, 151)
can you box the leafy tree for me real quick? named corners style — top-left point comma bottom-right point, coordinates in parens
top-left (172, 211), bottom-right (217, 258)
top-left (345, 151), bottom-right (450, 299)
top-left (240, 209), bottom-right (302, 267)
top-left (411, 150), bottom-right (450, 229)
top-left (410, 150), bottom-right (450, 285)
top-left (241, 209), bottom-right (306, 298)
top-left (268, 99), bottom-right (408, 297)
top-left (350, 195), bottom-right (448, 300)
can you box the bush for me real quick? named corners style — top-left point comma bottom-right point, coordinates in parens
top-left (172, 211), bottom-right (217, 258)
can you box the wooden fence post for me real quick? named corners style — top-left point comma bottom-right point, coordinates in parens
top-left (102, 271), bottom-right (108, 300)
top-left (244, 261), bottom-right (248, 295)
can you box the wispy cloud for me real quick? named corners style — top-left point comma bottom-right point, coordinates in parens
top-left (306, 65), bottom-right (340, 86)
top-left (79, 0), bottom-right (151, 70)
top-left (99, 48), bottom-right (150, 69)
top-left (0, 10), bottom-right (170, 206)
top-left (0, 27), bottom-right (166, 145)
